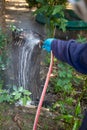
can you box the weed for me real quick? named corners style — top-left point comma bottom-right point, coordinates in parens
top-left (0, 86), bottom-right (31, 106)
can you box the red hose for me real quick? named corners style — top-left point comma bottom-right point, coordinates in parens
top-left (33, 51), bottom-right (54, 130)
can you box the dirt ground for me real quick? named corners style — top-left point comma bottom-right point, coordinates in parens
top-left (5, 0), bottom-right (45, 36)
top-left (0, 103), bottom-right (61, 130)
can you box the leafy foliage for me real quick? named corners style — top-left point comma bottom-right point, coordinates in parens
top-left (49, 55), bottom-right (85, 129)
top-left (26, 0), bottom-right (67, 7)
top-left (0, 28), bottom-right (7, 71)
top-left (76, 34), bottom-right (87, 43)
top-left (53, 96), bottom-right (82, 129)
top-left (12, 86), bottom-right (31, 105)
top-left (0, 86), bottom-right (31, 106)
top-left (0, 28), bottom-right (8, 90)
top-left (51, 61), bottom-right (81, 94)
top-left (34, 0), bottom-right (68, 36)
top-left (36, 0), bottom-right (67, 6)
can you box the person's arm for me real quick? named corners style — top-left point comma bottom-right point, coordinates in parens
top-left (51, 39), bottom-right (87, 74)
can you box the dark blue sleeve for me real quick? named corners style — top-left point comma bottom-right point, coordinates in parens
top-left (51, 39), bottom-right (87, 74)
top-left (79, 111), bottom-right (87, 130)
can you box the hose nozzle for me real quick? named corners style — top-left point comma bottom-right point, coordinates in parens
top-left (38, 40), bottom-right (43, 49)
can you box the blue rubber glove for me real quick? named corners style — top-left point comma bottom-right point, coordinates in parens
top-left (42, 38), bottom-right (55, 52)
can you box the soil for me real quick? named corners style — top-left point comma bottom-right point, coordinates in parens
top-left (5, 0), bottom-right (45, 37)
top-left (0, 103), bottom-right (61, 130)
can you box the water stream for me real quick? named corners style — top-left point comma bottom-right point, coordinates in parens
top-left (6, 31), bottom-right (41, 101)
top-left (18, 32), bottom-right (40, 89)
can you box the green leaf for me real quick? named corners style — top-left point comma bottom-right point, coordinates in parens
top-left (5, 95), bottom-right (11, 102)
top-left (65, 97), bottom-right (74, 105)
top-left (34, 5), bottom-right (49, 14)
top-left (13, 85), bottom-right (17, 91)
top-left (75, 102), bottom-right (81, 116)
top-left (60, 114), bottom-right (73, 123)
top-left (52, 5), bottom-right (64, 15)
top-left (36, 0), bottom-right (44, 4)
top-left (21, 96), bottom-right (27, 105)
top-left (23, 90), bottom-right (32, 96)
top-left (0, 81), bottom-right (3, 89)
top-left (0, 95), bottom-right (4, 103)
top-left (27, 96), bottom-right (31, 101)
top-left (18, 87), bottom-right (23, 92)
top-left (72, 119), bottom-right (80, 130)
top-left (14, 93), bottom-right (21, 100)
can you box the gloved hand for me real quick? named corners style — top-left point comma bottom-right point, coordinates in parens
top-left (42, 38), bottom-right (55, 52)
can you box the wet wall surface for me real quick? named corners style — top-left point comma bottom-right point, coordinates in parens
top-left (3, 0), bottom-right (46, 101)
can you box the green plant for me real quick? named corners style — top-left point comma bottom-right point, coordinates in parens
top-left (0, 28), bottom-right (8, 89)
top-left (0, 86), bottom-right (31, 105)
top-left (34, 0), bottom-right (68, 37)
top-left (54, 99), bottom-right (82, 130)
top-left (10, 25), bottom-right (23, 32)
top-left (44, 124), bottom-right (49, 130)
top-left (36, 0), bottom-right (67, 6)
top-left (0, 28), bottom-right (7, 71)
top-left (51, 62), bottom-right (81, 94)
top-left (26, 0), bottom-right (67, 8)
top-left (49, 59), bottom-right (84, 129)
top-left (0, 89), bottom-right (12, 103)
top-left (76, 34), bottom-right (87, 43)
top-left (11, 86), bottom-right (31, 105)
